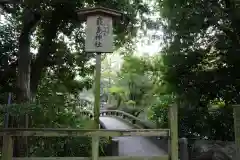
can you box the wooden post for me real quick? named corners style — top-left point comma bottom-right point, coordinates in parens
top-left (233, 105), bottom-right (240, 160)
top-left (169, 104), bottom-right (179, 160)
top-left (92, 135), bottom-right (99, 160)
top-left (92, 53), bottom-right (101, 160)
top-left (78, 7), bottom-right (122, 160)
top-left (179, 138), bottom-right (189, 160)
top-left (4, 93), bottom-right (11, 128)
top-left (94, 53), bottom-right (101, 128)
top-left (2, 135), bottom-right (13, 160)
top-left (111, 138), bottom-right (119, 156)
top-left (2, 93), bottom-right (13, 160)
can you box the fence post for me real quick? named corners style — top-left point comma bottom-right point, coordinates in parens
top-left (2, 93), bottom-right (13, 160)
top-left (179, 138), bottom-right (189, 160)
top-left (2, 135), bottom-right (13, 160)
top-left (233, 104), bottom-right (240, 160)
top-left (111, 138), bottom-right (119, 156)
top-left (92, 135), bottom-right (99, 160)
top-left (169, 103), bottom-right (179, 160)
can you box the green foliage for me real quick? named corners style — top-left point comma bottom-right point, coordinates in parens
top-left (2, 0), bottom-right (239, 154)
top-left (148, 0), bottom-right (240, 140)
top-left (0, 16), bottom-right (18, 97)
top-left (108, 55), bottom-right (153, 109)
top-left (0, 0), bottom-right (159, 157)
top-left (0, 75), bottom-right (109, 156)
top-left (125, 100), bottom-right (136, 107)
top-left (0, 0), bottom-right (153, 97)
top-left (148, 95), bottom-right (174, 128)
top-left (157, 0), bottom-right (240, 104)
top-left (0, 0), bottom-right (155, 156)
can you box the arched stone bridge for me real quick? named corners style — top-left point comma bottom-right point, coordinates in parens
top-left (80, 110), bottom-right (170, 157)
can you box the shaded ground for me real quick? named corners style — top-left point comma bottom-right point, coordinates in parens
top-left (99, 116), bottom-right (167, 156)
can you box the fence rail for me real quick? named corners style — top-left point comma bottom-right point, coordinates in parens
top-left (12, 156), bottom-right (168, 160)
top-left (0, 128), bottom-right (169, 137)
top-left (1, 128), bottom-right (169, 160)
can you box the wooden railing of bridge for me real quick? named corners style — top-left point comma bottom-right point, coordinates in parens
top-left (1, 128), bottom-right (169, 160)
top-left (80, 109), bottom-right (157, 129)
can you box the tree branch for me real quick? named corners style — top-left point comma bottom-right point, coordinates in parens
top-left (0, 0), bottom-right (21, 4)
top-left (30, 13), bottom-right (60, 97)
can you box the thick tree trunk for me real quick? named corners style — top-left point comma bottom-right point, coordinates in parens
top-left (13, 8), bottom-right (40, 157)
top-left (14, 28), bottom-right (31, 158)
top-left (17, 33), bottom-right (31, 102)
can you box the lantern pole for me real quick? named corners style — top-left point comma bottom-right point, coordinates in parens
top-left (78, 7), bottom-right (122, 160)
top-left (233, 104), bottom-right (240, 160)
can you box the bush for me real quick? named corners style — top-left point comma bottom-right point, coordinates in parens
top-left (148, 95), bottom-right (171, 128)
top-left (0, 103), bottom-right (110, 157)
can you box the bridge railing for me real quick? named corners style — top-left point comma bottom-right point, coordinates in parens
top-left (100, 110), bottom-right (157, 128)
top-left (1, 128), bottom-right (169, 160)
top-left (80, 109), bottom-right (156, 129)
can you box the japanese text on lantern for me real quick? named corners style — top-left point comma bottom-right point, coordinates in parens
top-left (94, 16), bottom-right (109, 48)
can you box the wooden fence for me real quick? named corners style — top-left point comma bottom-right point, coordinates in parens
top-left (1, 128), bottom-right (169, 160)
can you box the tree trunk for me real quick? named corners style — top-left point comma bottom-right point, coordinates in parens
top-left (13, 8), bottom-right (40, 157)
top-left (17, 31), bottom-right (31, 103)
top-left (116, 96), bottom-right (122, 108)
top-left (14, 28), bottom-right (31, 158)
